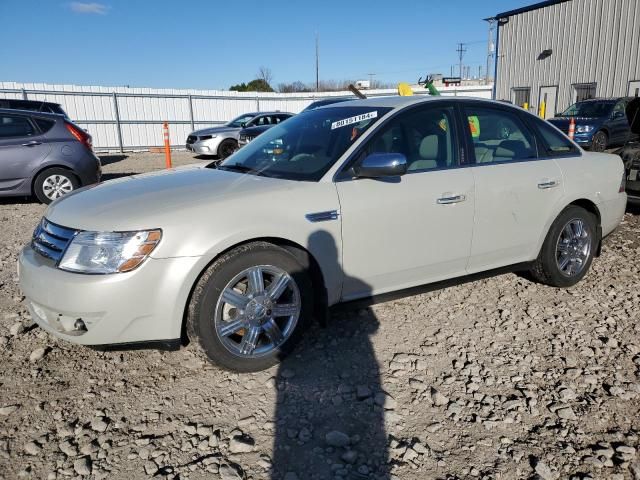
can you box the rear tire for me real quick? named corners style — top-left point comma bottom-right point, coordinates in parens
top-left (217, 139), bottom-right (237, 160)
top-left (530, 206), bottom-right (598, 288)
top-left (33, 167), bottom-right (79, 204)
top-left (186, 242), bottom-right (313, 372)
top-left (591, 130), bottom-right (608, 152)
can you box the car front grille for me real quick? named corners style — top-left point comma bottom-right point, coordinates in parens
top-left (243, 136), bottom-right (255, 143)
top-left (32, 218), bottom-right (77, 263)
top-left (187, 135), bottom-right (197, 144)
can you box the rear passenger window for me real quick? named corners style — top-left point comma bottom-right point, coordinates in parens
top-left (463, 106), bottom-right (537, 164)
top-left (533, 118), bottom-right (578, 156)
top-left (34, 118), bottom-right (55, 134)
top-left (0, 115), bottom-right (34, 138)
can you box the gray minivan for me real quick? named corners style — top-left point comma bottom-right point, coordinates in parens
top-left (0, 108), bottom-right (101, 204)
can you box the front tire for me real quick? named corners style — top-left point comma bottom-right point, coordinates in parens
top-left (187, 242), bottom-right (313, 372)
top-left (591, 130), bottom-right (608, 152)
top-left (217, 139), bottom-right (237, 160)
top-left (33, 167), bottom-right (79, 204)
top-left (530, 206), bottom-right (597, 288)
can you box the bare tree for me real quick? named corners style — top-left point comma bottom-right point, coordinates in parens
top-left (257, 66), bottom-right (273, 86)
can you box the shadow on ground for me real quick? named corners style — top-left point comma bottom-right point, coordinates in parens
top-left (98, 155), bottom-right (128, 166)
top-left (271, 230), bottom-right (390, 480)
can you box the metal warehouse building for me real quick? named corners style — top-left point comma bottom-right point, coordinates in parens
top-left (491, 0), bottom-right (640, 118)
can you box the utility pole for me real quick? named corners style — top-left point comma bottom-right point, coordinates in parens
top-left (315, 32), bottom-right (319, 92)
top-left (456, 42), bottom-right (467, 79)
top-left (486, 19), bottom-right (495, 84)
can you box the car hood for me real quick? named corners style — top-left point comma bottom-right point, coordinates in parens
top-left (46, 166), bottom-right (298, 232)
top-left (190, 125), bottom-right (238, 136)
top-left (548, 117), bottom-right (603, 131)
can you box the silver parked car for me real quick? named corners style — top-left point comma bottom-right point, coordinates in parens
top-left (0, 108), bottom-right (101, 204)
top-left (186, 112), bottom-right (293, 159)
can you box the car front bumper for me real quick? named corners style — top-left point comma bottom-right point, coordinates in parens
top-left (18, 245), bottom-right (201, 345)
top-left (186, 137), bottom-right (222, 155)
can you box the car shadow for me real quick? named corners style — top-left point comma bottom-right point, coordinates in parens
top-left (271, 230), bottom-right (390, 479)
top-left (100, 172), bottom-right (141, 181)
top-left (625, 201), bottom-right (640, 215)
top-left (98, 154), bottom-right (128, 166)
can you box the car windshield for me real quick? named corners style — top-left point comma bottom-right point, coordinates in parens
top-left (227, 114), bottom-right (257, 128)
top-left (213, 106), bottom-right (390, 181)
top-left (558, 101), bottom-right (614, 118)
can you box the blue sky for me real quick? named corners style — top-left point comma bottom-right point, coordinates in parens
top-left (1, 0), bottom-right (525, 90)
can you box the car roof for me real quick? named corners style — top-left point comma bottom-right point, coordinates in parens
top-left (253, 111), bottom-right (294, 116)
top-left (0, 99), bottom-right (62, 107)
top-left (0, 107), bottom-right (65, 118)
top-left (574, 97), bottom-right (627, 103)
top-left (316, 95), bottom-right (512, 110)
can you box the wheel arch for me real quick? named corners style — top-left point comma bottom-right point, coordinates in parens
top-left (180, 236), bottom-right (329, 344)
top-left (30, 164), bottom-right (78, 195)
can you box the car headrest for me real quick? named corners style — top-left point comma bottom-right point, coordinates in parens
top-left (495, 140), bottom-right (527, 159)
top-left (419, 135), bottom-right (439, 159)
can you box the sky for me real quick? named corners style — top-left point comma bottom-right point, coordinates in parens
top-left (1, 0), bottom-right (526, 91)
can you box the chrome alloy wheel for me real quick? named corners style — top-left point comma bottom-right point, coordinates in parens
top-left (214, 265), bottom-right (301, 358)
top-left (555, 218), bottom-right (591, 277)
top-left (42, 174), bottom-right (74, 200)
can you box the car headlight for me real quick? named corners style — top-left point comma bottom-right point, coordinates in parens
top-left (576, 125), bottom-right (595, 133)
top-left (199, 135), bottom-right (216, 141)
top-left (59, 229), bottom-right (162, 274)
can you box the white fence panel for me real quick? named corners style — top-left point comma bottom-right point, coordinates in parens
top-left (0, 82), bottom-right (492, 151)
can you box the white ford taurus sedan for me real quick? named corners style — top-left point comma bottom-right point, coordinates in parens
top-left (18, 96), bottom-right (627, 371)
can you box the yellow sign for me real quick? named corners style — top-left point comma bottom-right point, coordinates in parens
top-left (397, 83), bottom-right (414, 96)
top-left (468, 116), bottom-right (480, 138)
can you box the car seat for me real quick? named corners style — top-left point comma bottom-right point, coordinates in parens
top-left (408, 135), bottom-right (439, 171)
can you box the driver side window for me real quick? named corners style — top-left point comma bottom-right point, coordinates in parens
top-left (363, 105), bottom-right (459, 172)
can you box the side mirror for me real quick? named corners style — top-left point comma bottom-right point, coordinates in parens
top-left (354, 153), bottom-right (408, 178)
top-left (612, 111), bottom-right (625, 119)
top-left (240, 122), bottom-right (246, 128)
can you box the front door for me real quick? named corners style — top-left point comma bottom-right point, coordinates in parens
top-left (460, 103), bottom-right (565, 271)
top-left (539, 86), bottom-right (558, 119)
top-left (336, 103), bottom-right (475, 300)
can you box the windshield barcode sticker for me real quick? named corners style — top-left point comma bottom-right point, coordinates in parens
top-left (331, 111), bottom-right (378, 130)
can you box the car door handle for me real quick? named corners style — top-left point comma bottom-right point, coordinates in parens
top-left (437, 194), bottom-right (466, 205)
top-left (22, 141), bottom-right (42, 147)
top-left (538, 180), bottom-right (558, 189)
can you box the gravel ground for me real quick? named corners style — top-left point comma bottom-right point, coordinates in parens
top-left (1, 152), bottom-right (640, 480)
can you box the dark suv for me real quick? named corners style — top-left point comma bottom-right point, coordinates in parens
top-left (548, 97), bottom-right (636, 151)
top-left (0, 109), bottom-right (101, 204)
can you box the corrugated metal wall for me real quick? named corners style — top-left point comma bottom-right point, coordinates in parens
top-left (495, 0), bottom-right (640, 114)
top-left (0, 82), bottom-right (492, 151)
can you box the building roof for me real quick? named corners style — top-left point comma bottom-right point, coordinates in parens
top-left (492, 0), bottom-right (571, 20)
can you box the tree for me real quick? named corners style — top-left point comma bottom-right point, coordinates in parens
top-left (229, 79), bottom-right (274, 92)
top-left (277, 81), bottom-right (311, 93)
top-left (257, 66), bottom-right (273, 86)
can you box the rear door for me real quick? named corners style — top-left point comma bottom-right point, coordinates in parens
top-left (0, 114), bottom-right (51, 191)
top-left (461, 102), bottom-right (566, 272)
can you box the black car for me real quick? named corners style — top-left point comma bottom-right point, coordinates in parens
top-left (0, 99), bottom-right (69, 118)
top-left (618, 97), bottom-right (640, 201)
top-left (301, 97), bottom-right (352, 112)
top-left (237, 113), bottom-right (293, 148)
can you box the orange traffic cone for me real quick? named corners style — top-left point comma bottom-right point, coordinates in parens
top-left (568, 117), bottom-right (576, 140)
